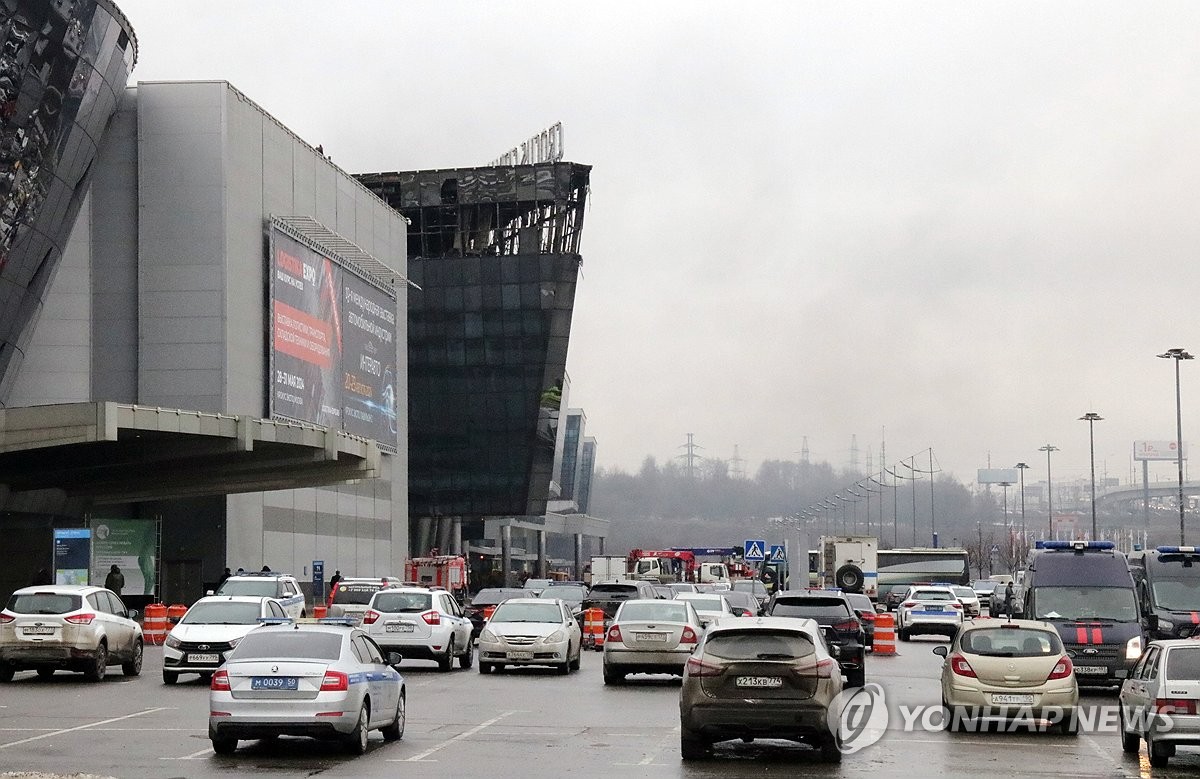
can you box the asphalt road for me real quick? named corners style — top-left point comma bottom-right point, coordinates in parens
top-left (1, 621), bottom-right (1197, 778)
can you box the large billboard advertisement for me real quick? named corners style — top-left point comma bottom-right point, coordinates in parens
top-left (269, 228), bottom-right (397, 448)
top-left (1134, 440), bottom-right (1188, 462)
top-left (53, 528), bottom-right (91, 585)
top-left (89, 519), bottom-right (158, 597)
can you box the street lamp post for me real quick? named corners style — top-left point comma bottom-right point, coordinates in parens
top-left (1039, 445), bottom-right (1059, 538)
top-left (1159, 348), bottom-right (1194, 546)
top-left (1016, 462), bottom-right (1030, 562)
top-left (1079, 412), bottom-right (1103, 541)
top-left (999, 481), bottom-right (1012, 572)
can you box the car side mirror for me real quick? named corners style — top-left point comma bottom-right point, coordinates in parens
top-left (387, 651), bottom-right (403, 666)
top-left (933, 646), bottom-right (948, 658)
top-left (875, 604), bottom-right (886, 613)
top-left (128, 609), bottom-right (139, 620)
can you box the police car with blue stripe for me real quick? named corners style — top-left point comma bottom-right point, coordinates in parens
top-left (208, 617), bottom-right (405, 755)
top-left (212, 573), bottom-right (307, 620)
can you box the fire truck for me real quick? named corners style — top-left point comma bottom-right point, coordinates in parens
top-left (406, 555), bottom-right (469, 601)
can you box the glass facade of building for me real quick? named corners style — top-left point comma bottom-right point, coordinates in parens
top-left (577, 437), bottom-right (597, 515)
top-left (559, 409), bottom-right (583, 500)
top-left (0, 0), bottom-right (136, 403)
top-left (358, 162), bottom-right (591, 521)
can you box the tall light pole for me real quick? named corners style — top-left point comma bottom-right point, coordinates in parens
top-left (1079, 412), bottom-right (1103, 541)
top-left (1159, 348), bottom-right (1193, 545)
top-left (1039, 445), bottom-right (1059, 538)
top-left (1016, 462), bottom-right (1030, 562)
top-left (999, 481), bottom-right (1013, 572)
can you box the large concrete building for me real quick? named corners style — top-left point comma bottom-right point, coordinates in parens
top-left (1, 80), bottom-right (409, 604)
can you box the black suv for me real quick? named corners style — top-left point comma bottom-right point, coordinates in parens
top-left (766, 590), bottom-right (866, 687)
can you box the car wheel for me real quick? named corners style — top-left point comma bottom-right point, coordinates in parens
top-left (0, 665), bottom-right (14, 683)
top-left (479, 662), bottom-right (493, 675)
top-left (569, 648), bottom-right (581, 671)
top-left (438, 638), bottom-right (455, 672)
top-left (381, 692), bottom-right (405, 742)
top-left (603, 666), bottom-right (624, 685)
top-left (557, 657), bottom-right (570, 675)
top-left (344, 703), bottom-right (370, 755)
top-left (36, 668), bottom-right (55, 679)
top-left (680, 727), bottom-right (710, 760)
top-left (1149, 735), bottom-right (1171, 767)
top-left (162, 670), bottom-right (178, 685)
top-left (458, 640), bottom-right (474, 669)
top-left (122, 639), bottom-right (143, 677)
top-left (845, 666), bottom-right (865, 688)
top-left (1120, 708), bottom-right (1140, 753)
top-left (85, 642), bottom-right (107, 682)
top-left (898, 628), bottom-right (911, 642)
top-left (211, 736), bottom-right (238, 755)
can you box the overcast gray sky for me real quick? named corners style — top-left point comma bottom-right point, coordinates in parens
top-left (117, 1), bottom-right (1200, 488)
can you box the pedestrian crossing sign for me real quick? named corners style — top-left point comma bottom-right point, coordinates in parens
top-left (769, 544), bottom-right (786, 561)
top-left (744, 539), bottom-right (766, 561)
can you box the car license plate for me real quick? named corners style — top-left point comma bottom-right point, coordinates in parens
top-left (188, 653), bottom-right (219, 663)
top-left (23, 626), bottom-right (54, 635)
top-left (1074, 665), bottom-right (1107, 675)
top-left (992, 693), bottom-right (1035, 705)
top-left (386, 623), bottom-right (415, 633)
top-left (251, 676), bottom-right (298, 690)
top-left (736, 676), bottom-right (783, 688)
top-left (507, 651), bottom-right (533, 661)
top-left (635, 632), bottom-right (668, 642)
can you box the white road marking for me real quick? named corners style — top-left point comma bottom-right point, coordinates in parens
top-left (389, 711), bottom-right (516, 762)
top-left (0, 707), bottom-right (171, 750)
top-left (1081, 732), bottom-right (1122, 769)
top-left (160, 746), bottom-right (214, 761)
top-left (637, 725), bottom-right (680, 765)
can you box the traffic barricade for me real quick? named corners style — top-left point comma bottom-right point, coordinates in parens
top-left (313, 605), bottom-right (328, 618)
top-left (143, 603), bottom-right (167, 646)
top-left (583, 607), bottom-right (606, 651)
top-left (166, 603), bottom-right (188, 626)
top-left (873, 611), bottom-right (896, 656)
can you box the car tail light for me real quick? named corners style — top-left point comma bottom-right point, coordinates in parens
top-left (64, 613), bottom-right (96, 625)
top-left (830, 618), bottom-right (859, 632)
top-left (211, 670), bottom-right (231, 691)
top-left (816, 658), bottom-right (837, 678)
top-left (859, 612), bottom-right (876, 622)
top-left (1155, 698), bottom-right (1199, 715)
top-left (903, 602), bottom-right (917, 608)
top-left (362, 610), bottom-right (380, 625)
top-left (1047, 655), bottom-right (1073, 681)
top-left (0, 612), bottom-right (14, 624)
top-left (320, 671), bottom-right (349, 691)
top-left (685, 656), bottom-right (726, 677)
top-left (949, 603), bottom-right (963, 610)
top-left (949, 654), bottom-right (977, 678)
top-left (421, 610), bottom-right (441, 626)
top-left (680, 626), bottom-right (698, 644)
top-left (483, 606), bottom-right (496, 620)
top-left (607, 624), bottom-right (623, 643)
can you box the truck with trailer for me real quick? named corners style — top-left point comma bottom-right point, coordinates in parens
top-left (586, 555), bottom-right (628, 585)
top-left (628, 549), bottom-right (732, 584)
top-left (815, 536), bottom-right (879, 598)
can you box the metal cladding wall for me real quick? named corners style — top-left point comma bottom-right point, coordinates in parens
top-left (0, 0), bottom-right (135, 404)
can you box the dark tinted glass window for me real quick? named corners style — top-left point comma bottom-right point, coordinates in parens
top-left (8, 593), bottom-right (81, 614)
top-left (470, 589), bottom-right (524, 606)
top-left (589, 584), bottom-right (640, 597)
top-left (704, 630), bottom-right (815, 660)
top-left (769, 598), bottom-right (850, 620)
top-left (1166, 647), bottom-right (1200, 680)
top-left (373, 592), bottom-right (431, 613)
top-left (333, 583), bottom-right (384, 605)
top-left (232, 632), bottom-right (342, 661)
top-left (961, 628), bottom-right (1061, 657)
top-left (215, 581), bottom-right (278, 598)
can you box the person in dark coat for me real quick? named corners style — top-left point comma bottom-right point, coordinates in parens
top-left (1003, 581), bottom-right (1015, 617)
top-left (261, 565), bottom-right (272, 573)
top-left (329, 570), bottom-right (343, 589)
top-left (104, 564), bottom-right (125, 596)
top-left (218, 568), bottom-right (232, 587)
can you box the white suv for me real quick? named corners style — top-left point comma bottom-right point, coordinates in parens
top-left (896, 586), bottom-right (964, 640)
top-left (0, 585), bottom-right (144, 681)
top-left (213, 573), bottom-right (306, 619)
top-left (162, 596), bottom-right (288, 684)
top-left (362, 587), bottom-right (474, 671)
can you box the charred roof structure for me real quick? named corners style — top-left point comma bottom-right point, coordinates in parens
top-left (358, 162), bottom-right (591, 543)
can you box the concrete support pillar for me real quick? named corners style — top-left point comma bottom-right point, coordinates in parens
top-left (574, 533), bottom-right (584, 581)
top-left (451, 517), bottom-right (463, 556)
top-left (436, 517), bottom-right (452, 554)
top-left (501, 524), bottom-right (513, 587)
top-left (416, 517), bottom-right (433, 555)
top-left (598, 535), bottom-right (606, 555)
top-left (537, 529), bottom-right (547, 578)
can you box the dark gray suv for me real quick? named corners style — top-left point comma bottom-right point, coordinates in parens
top-left (765, 590), bottom-right (866, 687)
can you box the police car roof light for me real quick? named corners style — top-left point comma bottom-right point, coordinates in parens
top-left (317, 616), bottom-right (357, 626)
top-left (1039, 540), bottom-right (1114, 551)
top-left (256, 617), bottom-right (294, 624)
top-left (1157, 546), bottom-right (1197, 554)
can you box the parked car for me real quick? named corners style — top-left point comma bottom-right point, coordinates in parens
top-left (1119, 638), bottom-right (1200, 766)
top-left (477, 598), bottom-right (582, 674)
top-left (0, 585), bottom-right (143, 682)
top-left (896, 586), bottom-right (963, 641)
top-left (327, 578), bottom-right (398, 623)
top-left (721, 589), bottom-right (761, 618)
top-left (602, 599), bottom-right (703, 684)
top-left (766, 590), bottom-right (866, 687)
top-left (208, 620), bottom-right (405, 754)
top-left (668, 583), bottom-right (699, 596)
top-left (362, 587), bottom-right (474, 671)
top-left (972, 579), bottom-right (999, 609)
top-left (679, 616), bottom-right (844, 761)
top-left (950, 585), bottom-right (982, 618)
top-left (844, 592), bottom-right (877, 649)
top-left (935, 619), bottom-right (1078, 734)
top-left (673, 593), bottom-right (736, 628)
top-left (162, 596), bottom-right (286, 684)
top-left (465, 587), bottom-right (526, 641)
top-left (522, 578), bottom-right (555, 595)
top-left (731, 579), bottom-right (770, 610)
top-left (213, 573), bottom-right (306, 619)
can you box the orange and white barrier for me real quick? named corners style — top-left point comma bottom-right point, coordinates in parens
top-left (873, 612), bottom-right (897, 656)
top-left (143, 603), bottom-right (167, 645)
top-left (313, 605), bottom-right (328, 618)
top-left (583, 608), bottom-right (607, 651)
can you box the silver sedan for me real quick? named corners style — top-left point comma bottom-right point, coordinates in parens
top-left (602, 599), bottom-right (703, 683)
top-left (208, 621), bottom-right (405, 755)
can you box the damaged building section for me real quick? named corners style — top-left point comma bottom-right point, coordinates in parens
top-left (357, 162), bottom-right (592, 565)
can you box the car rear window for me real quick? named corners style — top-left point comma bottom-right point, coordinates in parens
top-left (1167, 647), bottom-right (1200, 680)
top-left (373, 591), bottom-right (432, 613)
top-left (704, 629), bottom-right (816, 661)
top-left (952, 587), bottom-right (975, 599)
top-left (182, 602), bottom-right (262, 625)
top-left (619, 602), bottom-right (690, 622)
top-left (7, 593), bottom-right (82, 614)
top-left (683, 596), bottom-right (726, 612)
top-left (590, 584), bottom-right (639, 597)
top-left (732, 580), bottom-right (767, 595)
top-left (960, 627), bottom-right (1061, 657)
top-left (232, 631), bottom-right (342, 660)
top-left (470, 589), bottom-right (523, 606)
top-left (332, 583), bottom-right (383, 605)
top-left (770, 597), bottom-right (849, 619)
top-left (216, 581), bottom-right (278, 598)
top-left (914, 591), bottom-right (954, 601)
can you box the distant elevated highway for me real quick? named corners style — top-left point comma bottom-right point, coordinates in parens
top-left (1095, 482), bottom-right (1200, 509)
